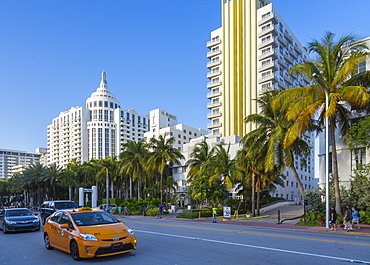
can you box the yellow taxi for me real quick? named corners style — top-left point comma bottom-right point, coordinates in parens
top-left (43, 207), bottom-right (137, 260)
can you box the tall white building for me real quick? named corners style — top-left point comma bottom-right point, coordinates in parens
top-left (206, 1), bottom-right (311, 137)
top-left (0, 149), bottom-right (41, 179)
top-left (47, 71), bottom-right (149, 167)
top-left (318, 37), bottom-right (370, 189)
top-left (144, 109), bottom-right (208, 152)
top-left (174, 0), bottom-right (317, 203)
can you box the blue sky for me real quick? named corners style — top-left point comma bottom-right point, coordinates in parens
top-left (1, 0), bottom-right (369, 153)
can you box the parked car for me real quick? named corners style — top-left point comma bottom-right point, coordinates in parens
top-left (98, 204), bottom-right (117, 212)
top-left (0, 208), bottom-right (40, 233)
top-left (40, 200), bottom-right (79, 224)
top-left (43, 207), bottom-right (137, 260)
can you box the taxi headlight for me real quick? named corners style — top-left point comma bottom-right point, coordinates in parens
top-left (128, 229), bottom-right (134, 236)
top-left (5, 220), bottom-right (16, 224)
top-left (80, 233), bottom-right (98, 241)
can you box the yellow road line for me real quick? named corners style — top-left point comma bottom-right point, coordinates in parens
top-left (124, 220), bottom-right (370, 247)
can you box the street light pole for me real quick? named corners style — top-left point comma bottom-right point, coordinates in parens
top-left (313, 73), bottom-right (330, 229)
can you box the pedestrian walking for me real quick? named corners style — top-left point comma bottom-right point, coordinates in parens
top-left (158, 204), bottom-right (163, 218)
top-left (329, 206), bottom-right (337, 231)
top-left (352, 207), bottom-right (360, 230)
top-left (123, 205), bottom-right (128, 215)
top-left (212, 205), bottom-right (217, 223)
top-left (343, 206), bottom-right (353, 231)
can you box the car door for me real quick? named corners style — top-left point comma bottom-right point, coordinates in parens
top-left (47, 212), bottom-right (64, 248)
top-left (56, 212), bottom-right (74, 252)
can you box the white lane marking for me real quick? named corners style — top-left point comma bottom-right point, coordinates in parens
top-left (136, 230), bottom-right (370, 264)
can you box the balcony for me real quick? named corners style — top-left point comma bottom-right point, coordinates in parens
top-left (284, 75), bottom-right (294, 85)
top-left (207, 121), bottom-right (222, 129)
top-left (258, 36), bottom-right (278, 49)
top-left (277, 82), bottom-right (287, 90)
top-left (277, 59), bottom-right (287, 69)
top-left (294, 44), bottom-right (301, 54)
top-left (278, 36), bottom-right (287, 46)
top-left (207, 90), bottom-right (222, 99)
top-left (206, 38), bottom-right (221, 48)
top-left (258, 61), bottom-right (278, 72)
top-left (258, 12), bottom-right (277, 26)
top-left (207, 101), bottom-right (222, 109)
top-left (290, 49), bottom-right (298, 59)
top-left (258, 48), bottom-right (277, 61)
top-left (207, 48), bottom-right (221, 58)
top-left (207, 80), bottom-right (222, 89)
top-left (207, 59), bottom-right (221, 69)
top-left (284, 31), bottom-right (293, 42)
top-left (207, 69), bottom-right (221, 79)
top-left (258, 25), bottom-right (277, 38)
top-left (285, 53), bottom-right (293, 64)
top-left (258, 73), bottom-right (278, 84)
top-left (207, 111), bottom-right (222, 119)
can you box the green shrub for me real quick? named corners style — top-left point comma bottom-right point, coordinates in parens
top-left (176, 213), bottom-right (198, 219)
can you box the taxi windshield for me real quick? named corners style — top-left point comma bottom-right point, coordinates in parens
top-left (6, 210), bottom-right (33, 217)
top-left (72, 212), bottom-right (119, 226)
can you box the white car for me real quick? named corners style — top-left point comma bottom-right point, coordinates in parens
top-left (97, 204), bottom-right (117, 212)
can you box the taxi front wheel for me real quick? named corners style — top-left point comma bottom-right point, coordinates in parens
top-left (70, 241), bottom-right (81, 261)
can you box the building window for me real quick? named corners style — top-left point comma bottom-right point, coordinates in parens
top-left (110, 102), bottom-right (113, 108)
top-left (104, 101), bottom-right (108, 107)
top-left (351, 148), bottom-right (366, 172)
top-left (99, 101), bottom-right (103, 107)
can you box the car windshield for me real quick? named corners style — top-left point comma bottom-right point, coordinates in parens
top-left (72, 212), bottom-right (119, 226)
top-left (6, 210), bottom-right (33, 217)
top-left (55, 202), bottom-right (78, 209)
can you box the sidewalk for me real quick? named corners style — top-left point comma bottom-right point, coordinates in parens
top-left (117, 208), bottom-right (370, 235)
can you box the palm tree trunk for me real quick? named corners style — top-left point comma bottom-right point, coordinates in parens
top-left (290, 165), bottom-right (305, 198)
top-left (137, 172), bottom-right (141, 199)
top-left (111, 179), bottom-right (114, 199)
top-left (251, 173), bottom-right (256, 217)
top-left (256, 191), bottom-right (261, 216)
top-left (129, 177), bottom-right (133, 198)
top-left (330, 119), bottom-right (342, 215)
top-left (160, 172), bottom-right (163, 205)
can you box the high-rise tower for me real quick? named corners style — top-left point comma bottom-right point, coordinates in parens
top-left (47, 72), bottom-right (149, 167)
top-left (207, 0), bottom-right (311, 137)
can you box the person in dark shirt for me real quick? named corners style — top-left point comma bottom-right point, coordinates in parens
top-left (329, 206), bottom-right (337, 231)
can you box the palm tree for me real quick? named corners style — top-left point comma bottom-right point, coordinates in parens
top-left (243, 90), bottom-right (310, 196)
top-left (185, 140), bottom-right (214, 183)
top-left (60, 159), bottom-right (83, 201)
top-left (206, 143), bottom-right (242, 191)
top-left (23, 163), bottom-right (47, 205)
top-left (44, 163), bottom-right (62, 200)
top-left (96, 157), bottom-right (117, 208)
top-left (120, 140), bottom-right (149, 199)
top-left (147, 135), bottom-right (184, 204)
top-left (273, 32), bottom-right (370, 214)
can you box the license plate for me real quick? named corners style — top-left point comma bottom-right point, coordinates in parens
top-left (111, 242), bottom-right (123, 250)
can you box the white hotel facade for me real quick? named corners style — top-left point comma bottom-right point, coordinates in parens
top-left (0, 149), bottom-right (42, 179)
top-left (47, 72), bottom-right (149, 167)
top-left (144, 109), bottom-right (208, 152)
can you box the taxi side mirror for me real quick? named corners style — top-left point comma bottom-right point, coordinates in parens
top-left (61, 223), bottom-right (69, 229)
top-left (117, 218), bottom-right (123, 222)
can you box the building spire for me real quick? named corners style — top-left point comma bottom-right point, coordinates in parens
top-left (100, 70), bottom-right (108, 89)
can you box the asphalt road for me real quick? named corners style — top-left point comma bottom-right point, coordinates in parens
top-left (1, 216), bottom-right (370, 265)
